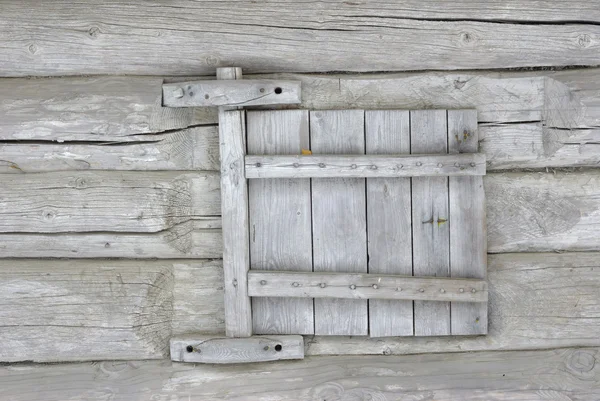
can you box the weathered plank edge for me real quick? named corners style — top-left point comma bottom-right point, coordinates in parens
top-left (248, 271), bottom-right (487, 303)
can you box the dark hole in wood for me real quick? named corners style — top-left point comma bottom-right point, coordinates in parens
top-left (189, 92), bottom-right (194, 97)
top-left (274, 87), bottom-right (283, 94)
top-left (186, 345), bottom-right (193, 353)
top-left (275, 344), bottom-right (282, 352)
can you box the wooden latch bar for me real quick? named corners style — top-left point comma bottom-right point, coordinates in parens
top-left (245, 153), bottom-right (486, 179)
top-left (248, 271), bottom-right (488, 303)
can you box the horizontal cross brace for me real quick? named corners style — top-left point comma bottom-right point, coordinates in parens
top-left (248, 271), bottom-right (488, 303)
top-left (245, 153), bottom-right (486, 178)
top-left (163, 79), bottom-right (301, 107)
top-left (170, 335), bottom-right (304, 363)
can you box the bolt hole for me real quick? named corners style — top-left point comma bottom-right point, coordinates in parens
top-left (189, 91), bottom-right (194, 97)
top-left (186, 345), bottom-right (193, 353)
top-left (274, 87), bottom-right (283, 95)
top-left (274, 344), bottom-right (282, 352)
top-left (205, 94), bottom-right (210, 99)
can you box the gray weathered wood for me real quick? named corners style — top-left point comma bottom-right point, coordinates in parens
top-left (0, 127), bottom-right (219, 172)
top-left (2, 253), bottom-right (599, 362)
top-left (311, 110), bottom-right (368, 336)
top-left (365, 110), bottom-right (413, 337)
top-left (247, 110), bottom-right (314, 335)
top-left (0, 171), bottom-right (220, 233)
top-left (218, 108), bottom-right (252, 337)
top-left (248, 271), bottom-right (488, 303)
top-left (3, 1), bottom-right (600, 76)
top-left (170, 335), bottom-right (304, 364)
top-left (0, 76), bottom-right (214, 142)
top-left (0, 222), bottom-right (222, 258)
top-left (163, 80), bottom-right (301, 107)
top-left (448, 110), bottom-right (488, 335)
top-left (245, 153), bottom-right (486, 178)
top-left (1, 70), bottom-right (597, 171)
top-left (410, 110), bottom-right (451, 336)
top-left (0, 259), bottom-right (176, 362)
top-left (1, 348), bottom-right (598, 400)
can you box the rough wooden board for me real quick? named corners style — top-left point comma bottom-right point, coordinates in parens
top-left (364, 110), bottom-right (413, 337)
top-left (311, 110), bottom-right (368, 336)
top-left (3, 1), bottom-right (600, 76)
top-left (308, 252), bottom-right (600, 355)
top-left (245, 153), bottom-right (486, 178)
top-left (218, 108), bottom-right (252, 338)
top-left (0, 223), bottom-right (223, 259)
top-left (163, 80), bottom-right (301, 107)
top-left (247, 110), bottom-right (314, 335)
top-left (1, 70), bottom-right (597, 170)
top-left (410, 110), bottom-right (451, 336)
top-left (0, 127), bottom-right (219, 172)
top-left (0, 259), bottom-right (176, 362)
top-left (486, 171), bottom-right (600, 253)
top-left (448, 110), bottom-right (488, 335)
top-left (0, 171), bottom-right (220, 233)
top-left (1, 348), bottom-right (598, 400)
top-left (0, 76), bottom-right (215, 141)
top-left (249, 271), bottom-right (487, 303)
top-left (170, 335), bottom-right (304, 364)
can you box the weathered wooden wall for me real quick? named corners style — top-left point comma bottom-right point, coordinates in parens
top-left (1, 1), bottom-right (600, 397)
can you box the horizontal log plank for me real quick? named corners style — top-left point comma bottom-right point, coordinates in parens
top-left (2, 1), bottom-right (600, 76)
top-left (163, 80), bottom-right (301, 107)
top-left (1, 348), bottom-right (598, 400)
top-left (1, 253), bottom-right (599, 362)
top-left (170, 335), bottom-right (304, 364)
top-left (245, 154), bottom-right (486, 178)
top-left (248, 271), bottom-right (487, 303)
top-left (0, 171), bottom-right (220, 233)
top-left (1, 170), bottom-right (599, 257)
top-left (1, 70), bottom-right (597, 171)
top-left (0, 127), bottom-right (220, 173)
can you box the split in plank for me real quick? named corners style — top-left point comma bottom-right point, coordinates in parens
top-left (248, 271), bottom-right (488, 303)
top-left (163, 80), bottom-right (301, 107)
top-left (170, 335), bottom-right (304, 364)
top-left (245, 153), bottom-right (486, 178)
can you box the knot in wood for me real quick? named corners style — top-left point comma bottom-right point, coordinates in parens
top-left (471, 288), bottom-right (476, 293)
top-left (318, 163), bottom-right (326, 168)
top-left (350, 284), bottom-right (356, 290)
top-left (437, 163), bottom-right (443, 167)
top-left (419, 288), bottom-right (424, 293)
top-left (567, 350), bottom-right (596, 376)
top-left (292, 282), bottom-right (300, 287)
top-left (351, 164), bottom-right (357, 169)
top-left (319, 282), bottom-right (327, 288)
top-left (370, 165), bottom-right (377, 170)
top-left (459, 288), bottom-right (464, 293)
top-left (372, 284), bottom-right (379, 289)
top-left (260, 280), bottom-right (267, 285)
top-left (470, 162), bottom-right (476, 167)
top-left (293, 163), bottom-right (300, 168)
top-left (416, 162), bottom-right (423, 167)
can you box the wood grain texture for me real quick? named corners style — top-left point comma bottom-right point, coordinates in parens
top-left (170, 335), bottom-right (304, 363)
top-left (0, 171), bottom-right (220, 233)
top-left (249, 271), bottom-right (487, 303)
top-left (218, 108), bottom-right (252, 337)
top-left (311, 110), bottom-right (368, 336)
top-left (163, 80), bottom-right (301, 107)
top-left (3, 253), bottom-right (599, 361)
top-left (247, 110), bottom-right (313, 335)
top-left (1, 348), bottom-right (598, 400)
top-left (448, 110), bottom-right (488, 335)
top-left (1, 70), bottom-right (597, 171)
top-left (365, 110), bottom-right (413, 337)
top-left (0, 127), bottom-right (219, 172)
top-left (0, 76), bottom-right (215, 141)
top-left (486, 171), bottom-right (600, 253)
top-left (3, 1), bottom-right (600, 76)
top-left (0, 222), bottom-right (222, 258)
top-left (245, 153), bottom-right (486, 178)
top-left (410, 110), bottom-right (451, 336)
top-left (0, 259), bottom-right (175, 362)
